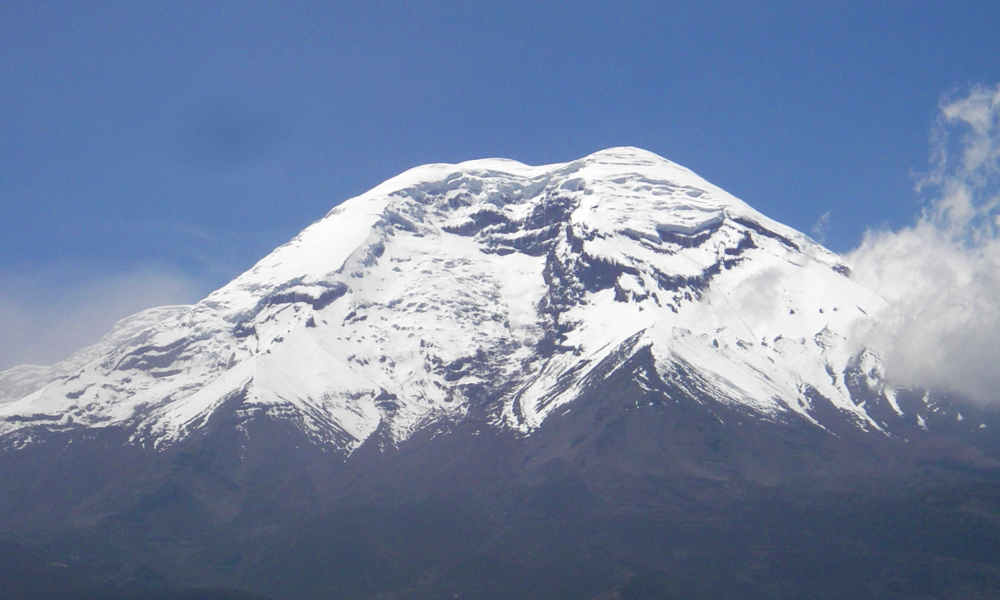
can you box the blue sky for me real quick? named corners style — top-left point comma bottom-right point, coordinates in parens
top-left (2, 1), bottom-right (1000, 369)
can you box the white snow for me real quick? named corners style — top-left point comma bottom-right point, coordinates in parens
top-left (0, 147), bottom-right (905, 450)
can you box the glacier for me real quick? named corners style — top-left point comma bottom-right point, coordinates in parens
top-left (0, 147), bottom-right (917, 451)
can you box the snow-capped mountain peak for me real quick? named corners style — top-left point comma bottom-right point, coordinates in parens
top-left (0, 148), bottom-right (912, 451)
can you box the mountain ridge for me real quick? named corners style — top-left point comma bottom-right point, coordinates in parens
top-left (2, 148), bottom-right (1000, 599)
top-left (0, 147), bottom-right (983, 452)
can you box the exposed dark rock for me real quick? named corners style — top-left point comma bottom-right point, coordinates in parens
top-left (2, 347), bottom-right (998, 600)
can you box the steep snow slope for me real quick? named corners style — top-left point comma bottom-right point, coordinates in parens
top-left (0, 148), bottom-right (904, 451)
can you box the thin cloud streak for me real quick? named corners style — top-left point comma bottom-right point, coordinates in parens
top-left (811, 210), bottom-right (831, 245)
top-left (848, 83), bottom-right (1000, 404)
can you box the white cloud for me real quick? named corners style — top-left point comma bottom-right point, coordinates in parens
top-left (848, 83), bottom-right (1000, 403)
top-left (0, 265), bottom-right (205, 371)
top-left (811, 210), bottom-right (831, 244)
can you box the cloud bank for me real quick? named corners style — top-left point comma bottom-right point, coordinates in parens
top-left (0, 265), bottom-right (203, 372)
top-left (848, 84), bottom-right (1000, 404)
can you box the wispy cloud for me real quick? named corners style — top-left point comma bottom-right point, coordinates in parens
top-left (0, 264), bottom-right (204, 371)
top-left (811, 210), bottom-right (831, 245)
top-left (848, 83), bottom-right (1000, 403)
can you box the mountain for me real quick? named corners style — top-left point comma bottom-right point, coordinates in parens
top-left (0, 147), bottom-right (977, 446)
top-left (2, 148), bottom-right (999, 600)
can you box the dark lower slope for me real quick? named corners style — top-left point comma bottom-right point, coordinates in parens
top-left (22, 591), bottom-right (273, 600)
top-left (2, 348), bottom-right (1000, 599)
top-left (0, 539), bottom-right (270, 600)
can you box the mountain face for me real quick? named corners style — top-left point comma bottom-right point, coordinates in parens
top-left (2, 148), bottom-right (999, 600)
top-left (0, 147), bottom-right (978, 447)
